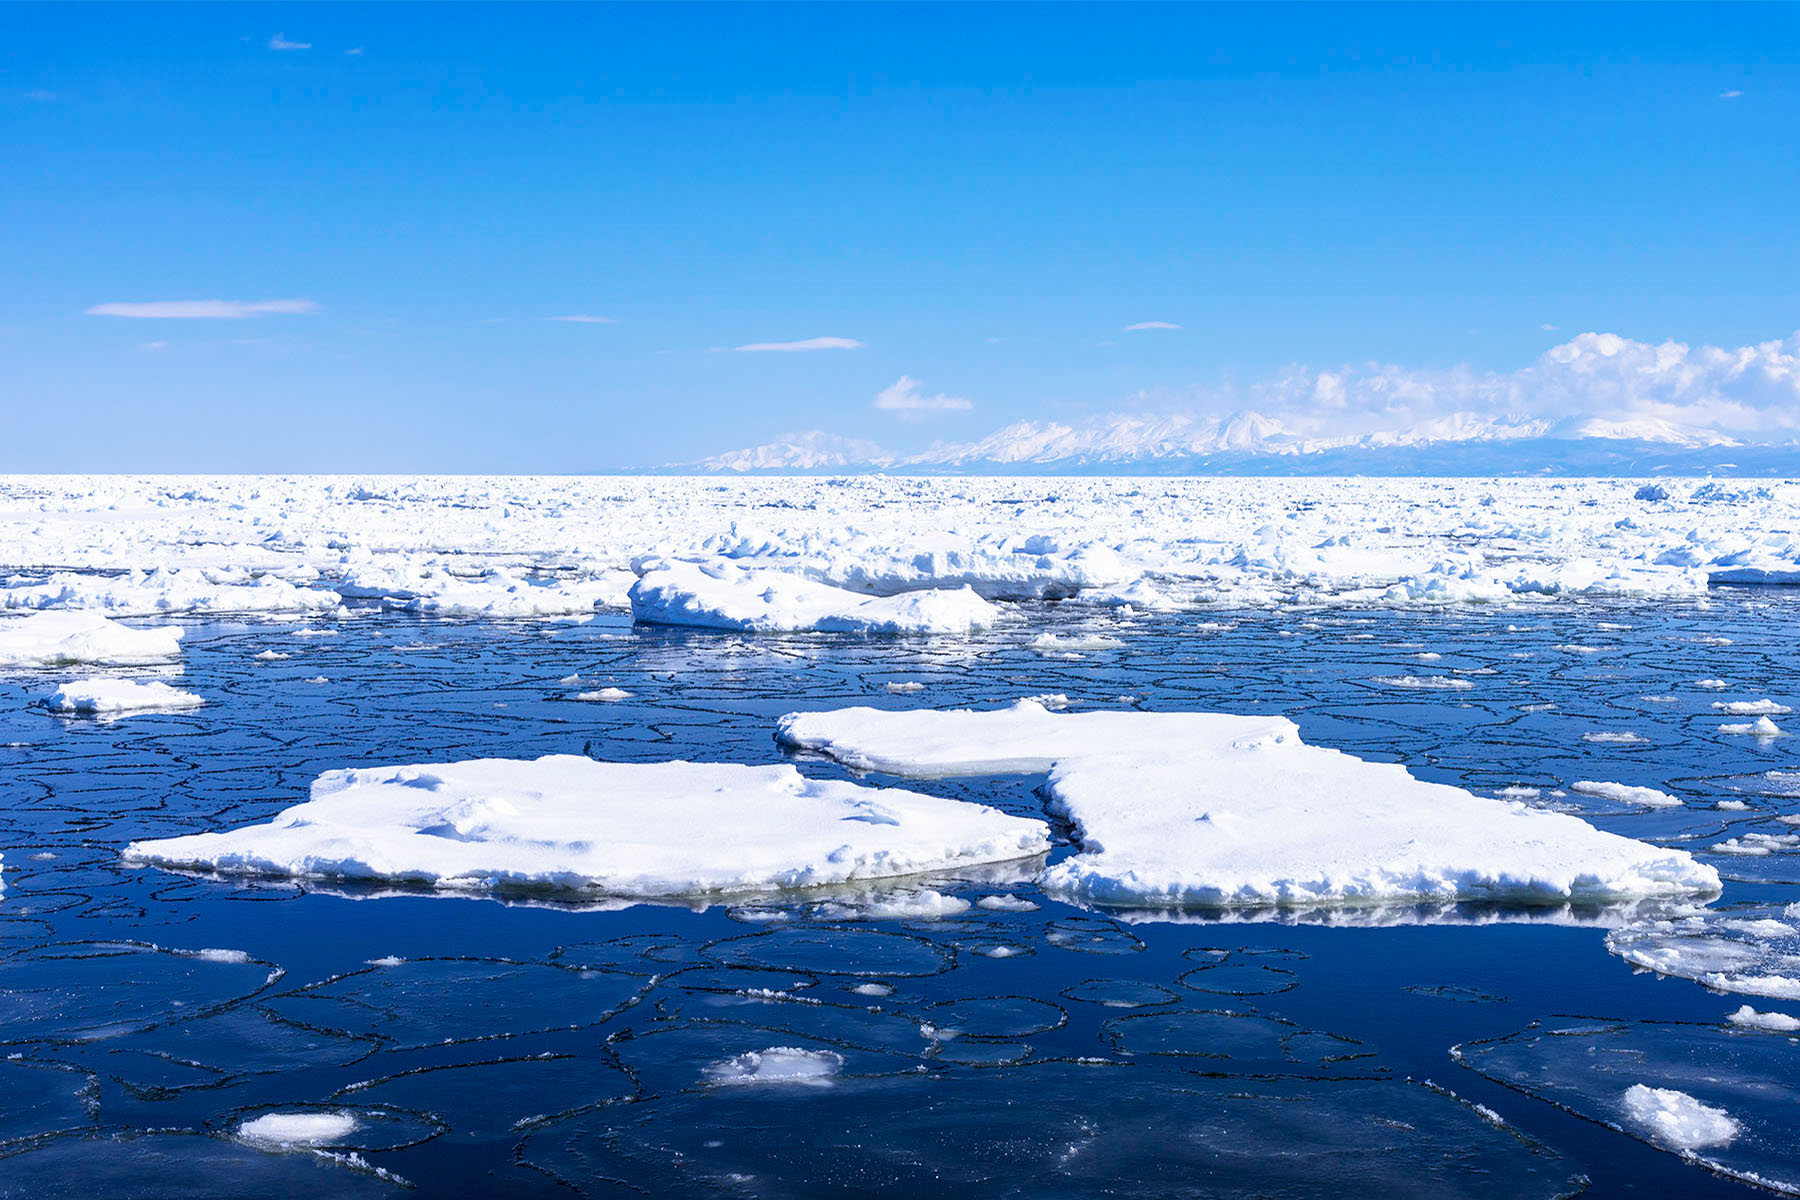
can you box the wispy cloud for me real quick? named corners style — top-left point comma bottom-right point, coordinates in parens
top-left (545, 314), bottom-right (617, 324)
top-left (141, 340), bottom-right (168, 352)
top-left (1720, 89), bottom-right (1744, 100)
top-left (25, 88), bottom-right (55, 101)
top-left (874, 375), bottom-right (972, 415)
top-left (1123, 321), bottom-right (1182, 332)
top-left (734, 336), bottom-right (864, 352)
top-left (345, 47), bottom-right (365, 56)
top-left (87, 299), bottom-right (320, 320)
top-left (268, 33), bottom-right (312, 51)
top-left (1540, 322), bottom-right (1559, 331)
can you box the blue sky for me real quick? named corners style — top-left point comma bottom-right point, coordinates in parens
top-left (3, 3), bottom-right (1794, 470)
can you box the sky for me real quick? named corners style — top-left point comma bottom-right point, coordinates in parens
top-left (2, 3), bottom-right (1796, 471)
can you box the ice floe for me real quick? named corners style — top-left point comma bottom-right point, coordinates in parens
top-left (238, 1112), bottom-right (360, 1148)
top-left (775, 700), bottom-right (1720, 909)
top-left (1622, 1085), bottom-right (1741, 1152)
top-left (702, 1047), bottom-right (844, 1087)
top-left (1607, 905), bottom-right (1800, 999)
top-left (1727, 1005), bottom-right (1800, 1032)
top-left (123, 756), bottom-right (1050, 898)
top-left (44, 678), bottom-right (204, 716)
top-left (629, 560), bottom-right (998, 634)
top-left (0, 611), bottom-right (183, 667)
top-left (1569, 781), bottom-right (1682, 808)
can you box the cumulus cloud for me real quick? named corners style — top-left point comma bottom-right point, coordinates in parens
top-left (545, 314), bottom-right (617, 324)
top-left (1143, 330), bottom-right (1800, 445)
top-left (268, 33), bottom-right (312, 51)
top-left (874, 375), bottom-right (972, 415)
top-left (1123, 321), bottom-right (1182, 332)
top-left (86, 299), bottom-right (320, 320)
top-left (734, 336), bottom-right (865, 352)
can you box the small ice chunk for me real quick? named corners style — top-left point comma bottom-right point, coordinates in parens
top-left (237, 1111), bottom-right (358, 1148)
top-left (1727, 1005), bottom-right (1800, 1033)
top-left (629, 561), bottom-right (997, 635)
top-left (1621, 1085), bottom-right (1740, 1151)
top-left (1714, 700), bottom-right (1792, 716)
top-left (1695, 679), bottom-right (1731, 690)
top-left (1570, 781), bottom-right (1682, 808)
top-left (851, 982), bottom-right (894, 997)
top-left (976, 893), bottom-right (1040, 912)
top-left (1720, 717), bottom-right (1784, 737)
top-left (1372, 674), bottom-right (1474, 691)
top-left (816, 889), bottom-right (971, 921)
top-left (1583, 731), bottom-right (1646, 744)
top-left (703, 1047), bottom-right (843, 1087)
top-left (885, 681), bottom-right (925, 694)
top-left (573, 687), bottom-right (632, 702)
top-left (1031, 633), bottom-right (1125, 654)
top-left (254, 650), bottom-right (290, 662)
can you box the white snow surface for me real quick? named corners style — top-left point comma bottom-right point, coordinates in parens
top-left (775, 700), bottom-right (1720, 909)
top-left (1621, 1085), bottom-right (1741, 1152)
top-left (2, 476), bottom-right (1795, 622)
top-left (45, 678), bottom-right (203, 716)
top-left (0, 611), bottom-right (183, 667)
top-left (122, 755), bottom-right (1050, 898)
top-left (1727, 1005), bottom-right (1800, 1033)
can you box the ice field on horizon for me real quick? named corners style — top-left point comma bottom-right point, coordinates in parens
top-left (3, 472), bottom-right (1800, 1197)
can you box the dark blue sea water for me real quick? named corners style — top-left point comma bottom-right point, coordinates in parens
top-left (3, 593), bottom-right (1798, 1197)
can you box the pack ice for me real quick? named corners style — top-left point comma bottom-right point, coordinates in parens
top-left (45, 678), bottom-right (204, 716)
top-left (776, 700), bottom-right (1720, 909)
top-left (123, 756), bottom-right (1050, 898)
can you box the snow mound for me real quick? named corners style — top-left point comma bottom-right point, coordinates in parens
top-left (123, 755), bottom-right (1049, 898)
top-left (1622, 1085), bottom-right (1740, 1152)
top-left (45, 678), bottom-right (204, 716)
top-left (775, 700), bottom-right (1720, 910)
top-left (0, 612), bottom-right (183, 667)
top-left (629, 560), bottom-right (998, 634)
top-left (1727, 1005), bottom-right (1800, 1033)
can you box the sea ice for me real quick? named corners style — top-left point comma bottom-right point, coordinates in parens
top-left (1569, 781), bottom-right (1682, 808)
top-left (1622, 1085), bottom-right (1741, 1152)
top-left (44, 678), bottom-right (204, 716)
top-left (1720, 716), bottom-right (1784, 737)
top-left (775, 700), bottom-right (1719, 909)
top-left (629, 560), bottom-right (998, 634)
top-left (702, 1047), bottom-right (844, 1087)
top-left (238, 1112), bottom-right (360, 1148)
top-left (0, 611), bottom-right (183, 667)
top-left (123, 756), bottom-right (1050, 898)
top-left (1727, 1005), bottom-right (1800, 1032)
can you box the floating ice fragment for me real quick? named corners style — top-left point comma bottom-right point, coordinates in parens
top-left (1570, 781), bottom-right (1682, 808)
top-left (1720, 717), bottom-right (1784, 737)
top-left (124, 756), bottom-right (1050, 898)
top-left (238, 1111), bottom-right (359, 1148)
top-left (630, 561), bottom-right (997, 634)
top-left (44, 679), bottom-right (203, 716)
top-left (1372, 674), bottom-right (1473, 691)
top-left (573, 687), bottom-right (632, 702)
top-left (1714, 700), bottom-right (1792, 716)
top-left (0, 611), bottom-right (183, 667)
top-left (703, 1047), bottom-right (843, 1087)
top-left (1622, 1085), bottom-right (1740, 1152)
top-left (1727, 1005), bottom-right (1800, 1032)
top-left (777, 701), bottom-right (1720, 910)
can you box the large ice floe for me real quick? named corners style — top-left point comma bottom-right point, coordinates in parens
top-left (123, 756), bottom-right (1050, 898)
top-left (0, 610), bottom-right (183, 667)
top-left (4, 476), bottom-right (1800, 624)
top-left (628, 560), bottom-right (997, 634)
top-left (775, 700), bottom-right (1720, 909)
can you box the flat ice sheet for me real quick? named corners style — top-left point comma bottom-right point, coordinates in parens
top-left (776, 700), bottom-right (1720, 909)
top-left (0, 611), bottom-right (184, 667)
top-left (124, 755), bottom-right (1050, 898)
top-left (629, 560), bottom-right (998, 634)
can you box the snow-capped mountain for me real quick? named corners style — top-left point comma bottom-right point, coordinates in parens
top-left (689, 410), bottom-right (1783, 475)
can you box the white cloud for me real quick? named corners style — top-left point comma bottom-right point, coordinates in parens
top-left (545, 314), bottom-right (617, 324)
top-left (86, 299), bottom-right (320, 320)
top-left (268, 33), bottom-right (312, 51)
top-left (1721, 89), bottom-right (1743, 100)
top-left (141, 340), bottom-right (168, 352)
top-left (733, 337), bottom-right (864, 352)
top-left (1122, 321), bottom-right (1182, 332)
top-left (874, 375), bottom-right (972, 416)
top-left (1540, 322), bottom-right (1559, 331)
top-left (345, 47), bottom-right (365, 56)
top-left (1151, 329), bottom-right (1800, 444)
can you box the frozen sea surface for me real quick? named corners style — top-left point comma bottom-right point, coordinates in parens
top-left (3, 514), bottom-right (1800, 1193)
